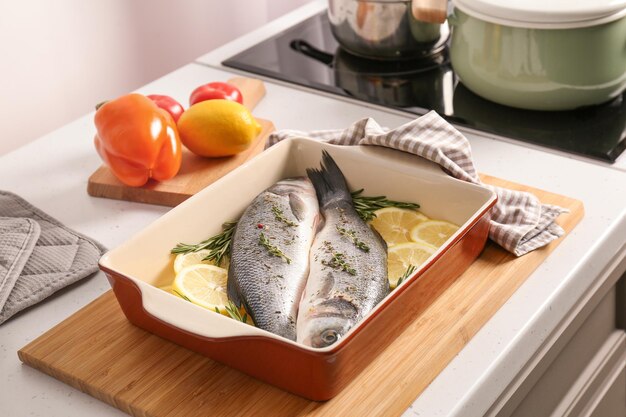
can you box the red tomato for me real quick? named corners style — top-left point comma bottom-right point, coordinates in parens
top-left (189, 82), bottom-right (243, 106)
top-left (147, 95), bottom-right (185, 122)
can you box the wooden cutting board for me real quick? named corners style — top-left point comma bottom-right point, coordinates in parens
top-left (87, 78), bottom-right (272, 207)
top-left (19, 176), bottom-right (584, 417)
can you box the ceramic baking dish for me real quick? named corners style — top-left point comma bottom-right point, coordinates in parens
top-left (99, 138), bottom-right (497, 401)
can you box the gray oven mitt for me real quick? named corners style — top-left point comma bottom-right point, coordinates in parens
top-left (0, 191), bottom-right (106, 324)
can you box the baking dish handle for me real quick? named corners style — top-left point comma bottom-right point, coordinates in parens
top-left (137, 280), bottom-right (259, 339)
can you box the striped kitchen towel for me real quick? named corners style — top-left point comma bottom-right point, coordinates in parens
top-left (267, 111), bottom-right (567, 256)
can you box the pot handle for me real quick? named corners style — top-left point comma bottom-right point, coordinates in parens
top-left (447, 10), bottom-right (458, 26)
top-left (290, 40), bottom-right (335, 67)
top-left (412, 0), bottom-right (448, 24)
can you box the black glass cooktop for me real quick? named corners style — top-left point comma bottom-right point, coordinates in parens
top-left (223, 12), bottom-right (626, 162)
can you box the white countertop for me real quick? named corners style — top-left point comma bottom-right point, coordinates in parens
top-left (1, 3), bottom-right (625, 417)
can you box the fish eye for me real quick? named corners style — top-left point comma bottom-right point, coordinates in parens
top-left (321, 329), bottom-right (339, 345)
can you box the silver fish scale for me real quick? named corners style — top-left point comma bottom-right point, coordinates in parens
top-left (297, 151), bottom-right (388, 348)
top-left (313, 203), bottom-right (387, 312)
top-left (228, 178), bottom-right (319, 341)
top-left (297, 201), bottom-right (388, 347)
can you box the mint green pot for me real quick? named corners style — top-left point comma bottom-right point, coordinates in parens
top-left (449, 9), bottom-right (626, 110)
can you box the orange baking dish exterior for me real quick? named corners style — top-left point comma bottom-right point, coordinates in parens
top-left (99, 138), bottom-right (497, 401)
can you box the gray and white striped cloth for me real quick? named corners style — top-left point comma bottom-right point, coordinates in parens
top-left (268, 111), bottom-right (567, 256)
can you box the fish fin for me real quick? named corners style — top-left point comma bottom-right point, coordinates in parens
top-left (320, 297), bottom-right (359, 321)
top-left (317, 271), bottom-right (336, 300)
top-left (370, 226), bottom-right (388, 251)
top-left (313, 212), bottom-right (324, 234)
top-left (306, 151), bottom-right (350, 206)
top-left (227, 267), bottom-right (242, 308)
top-left (227, 262), bottom-right (259, 324)
top-left (288, 193), bottom-right (306, 222)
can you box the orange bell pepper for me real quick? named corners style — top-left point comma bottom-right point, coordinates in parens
top-left (94, 94), bottom-right (182, 187)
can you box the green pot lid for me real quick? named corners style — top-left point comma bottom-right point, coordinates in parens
top-left (454, 0), bottom-right (626, 28)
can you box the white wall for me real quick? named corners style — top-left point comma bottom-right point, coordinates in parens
top-left (0, 0), bottom-right (312, 156)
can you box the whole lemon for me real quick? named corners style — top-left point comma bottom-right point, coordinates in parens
top-left (177, 100), bottom-right (262, 157)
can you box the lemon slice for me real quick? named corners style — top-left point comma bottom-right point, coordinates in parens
top-left (409, 220), bottom-right (459, 248)
top-left (173, 249), bottom-right (226, 273)
top-left (387, 242), bottom-right (436, 288)
top-left (171, 264), bottom-right (229, 311)
top-left (369, 207), bottom-right (429, 246)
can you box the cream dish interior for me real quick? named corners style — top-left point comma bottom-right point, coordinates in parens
top-left (99, 138), bottom-right (497, 352)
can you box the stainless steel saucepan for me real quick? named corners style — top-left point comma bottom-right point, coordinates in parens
top-left (329, 0), bottom-right (626, 110)
top-left (328, 0), bottom-right (447, 59)
top-left (290, 39), bottom-right (453, 112)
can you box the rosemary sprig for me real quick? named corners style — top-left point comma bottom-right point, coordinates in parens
top-left (272, 205), bottom-right (297, 227)
top-left (351, 189), bottom-right (420, 222)
top-left (396, 264), bottom-right (417, 287)
top-left (172, 289), bottom-right (191, 302)
top-left (221, 301), bottom-right (249, 323)
top-left (170, 221), bottom-right (237, 266)
top-left (170, 191), bottom-right (417, 267)
top-left (321, 241), bottom-right (356, 275)
top-left (259, 231), bottom-right (291, 264)
top-left (176, 289), bottom-right (249, 324)
top-left (336, 225), bottom-right (370, 252)
top-left (322, 252), bottom-right (356, 275)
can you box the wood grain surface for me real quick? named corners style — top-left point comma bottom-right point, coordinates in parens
top-left (19, 177), bottom-right (584, 417)
top-left (87, 77), bottom-right (270, 207)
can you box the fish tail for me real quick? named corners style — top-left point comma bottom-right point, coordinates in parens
top-left (306, 151), bottom-right (350, 206)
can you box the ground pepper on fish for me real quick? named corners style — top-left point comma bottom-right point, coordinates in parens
top-left (228, 177), bottom-right (320, 341)
top-left (297, 151), bottom-right (389, 348)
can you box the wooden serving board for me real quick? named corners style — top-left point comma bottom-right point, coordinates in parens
top-left (19, 177), bottom-right (584, 417)
top-left (87, 78), bottom-right (271, 207)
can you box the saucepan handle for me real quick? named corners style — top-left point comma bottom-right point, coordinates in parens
top-left (446, 6), bottom-right (458, 26)
top-left (290, 40), bottom-right (335, 67)
top-left (411, 0), bottom-right (448, 24)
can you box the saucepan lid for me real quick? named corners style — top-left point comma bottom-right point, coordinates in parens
top-left (453, 0), bottom-right (626, 29)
